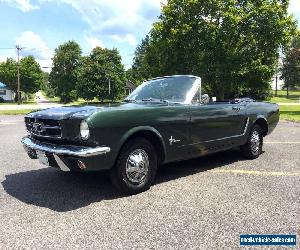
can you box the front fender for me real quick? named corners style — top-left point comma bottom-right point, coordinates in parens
top-left (252, 115), bottom-right (269, 136)
top-left (119, 126), bottom-right (167, 159)
top-left (254, 115), bottom-right (268, 124)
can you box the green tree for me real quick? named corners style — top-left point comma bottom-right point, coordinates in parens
top-left (131, 35), bottom-right (153, 84)
top-left (77, 47), bottom-right (126, 102)
top-left (20, 56), bottom-right (43, 94)
top-left (125, 68), bottom-right (135, 84)
top-left (281, 31), bottom-right (300, 97)
top-left (41, 71), bottom-right (56, 97)
top-left (133, 0), bottom-right (296, 100)
top-left (0, 56), bottom-right (43, 101)
top-left (49, 41), bottom-right (82, 103)
top-left (0, 58), bottom-right (17, 93)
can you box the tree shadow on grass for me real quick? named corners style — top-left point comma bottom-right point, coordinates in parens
top-left (2, 149), bottom-right (246, 212)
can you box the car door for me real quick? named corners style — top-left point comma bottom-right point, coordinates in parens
top-left (188, 102), bottom-right (248, 156)
top-left (155, 104), bottom-right (192, 163)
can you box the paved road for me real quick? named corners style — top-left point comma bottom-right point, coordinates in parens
top-left (0, 92), bottom-right (61, 110)
top-left (0, 116), bottom-right (299, 249)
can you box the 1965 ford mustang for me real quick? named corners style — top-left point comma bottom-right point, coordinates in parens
top-left (21, 75), bottom-right (279, 194)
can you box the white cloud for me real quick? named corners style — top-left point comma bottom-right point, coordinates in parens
top-left (85, 36), bottom-right (104, 50)
top-left (0, 0), bottom-right (39, 12)
top-left (112, 34), bottom-right (137, 46)
top-left (0, 54), bottom-right (15, 63)
top-left (16, 31), bottom-right (53, 72)
top-left (40, 0), bottom-right (165, 44)
top-left (289, 0), bottom-right (300, 19)
top-left (1, 0), bottom-right (165, 62)
top-left (55, 0), bottom-right (160, 30)
top-left (0, 31), bottom-right (53, 72)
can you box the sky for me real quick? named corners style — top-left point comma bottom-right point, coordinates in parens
top-left (0, 0), bottom-right (299, 72)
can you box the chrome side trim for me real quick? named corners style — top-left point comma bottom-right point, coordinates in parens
top-left (202, 117), bottom-right (250, 143)
top-left (242, 117), bottom-right (250, 135)
top-left (54, 155), bottom-right (70, 172)
top-left (21, 136), bottom-right (111, 157)
top-left (183, 117), bottom-right (250, 147)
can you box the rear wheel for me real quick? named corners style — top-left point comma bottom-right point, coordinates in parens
top-left (241, 125), bottom-right (263, 159)
top-left (110, 138), bottom-right (157, 195)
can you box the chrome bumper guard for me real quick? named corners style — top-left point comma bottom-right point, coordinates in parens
top-left (21, 136), bottom-right (111, 157)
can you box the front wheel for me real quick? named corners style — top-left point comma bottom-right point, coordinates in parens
top-left (241, 125), bottom-right (263, 159)
top-left (110, 138), bottom-right (157, 195)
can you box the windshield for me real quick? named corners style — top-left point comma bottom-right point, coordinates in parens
top-left (126, 76), bottom-right (199, 103)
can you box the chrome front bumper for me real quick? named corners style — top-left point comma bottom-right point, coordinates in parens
top-left (21, 136), bottom-right (111, 157)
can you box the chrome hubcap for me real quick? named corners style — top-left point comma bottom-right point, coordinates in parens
top-left (250, 130), bottom-right (260, 154)
top-left (125, 149), bottom-right (149, 184)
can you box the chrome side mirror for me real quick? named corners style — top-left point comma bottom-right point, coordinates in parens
top-left (201, 94), bottom-right (210, 104)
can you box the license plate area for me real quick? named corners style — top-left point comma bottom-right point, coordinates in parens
top-left (36, 150), bottom-right (50, 166)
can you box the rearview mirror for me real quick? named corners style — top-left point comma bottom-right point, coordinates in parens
top-left (201, 94), bottom-right (210, 104)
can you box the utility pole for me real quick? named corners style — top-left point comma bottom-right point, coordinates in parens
top-left (275, 60), bottom-right (279, 97)
top-left (275, 73), bottom-right (278, 97)
top-left (108, 62), bottom-right (114, 101)
top-left (275, 47), bottom-right (284, 97)
top-left (108, 78), bottom-right (111, 96)
top-left (16, 45), bottom-right (22, 105)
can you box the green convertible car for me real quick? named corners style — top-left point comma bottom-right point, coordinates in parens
top-left (22, 75), bottom-right (279, 194)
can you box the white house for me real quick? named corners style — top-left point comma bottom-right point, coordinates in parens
top-left (0, 82), bottom-right (15, 102)
top-left (124, 81), bottom-right (136, 96)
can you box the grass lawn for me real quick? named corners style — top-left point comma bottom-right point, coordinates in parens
top-left (65, 99), bottom-right (98, 106)
top-left (0, 101), bottom-right (37, 105)
top-left (270, 90), bottom-right (300, 103)
top-left (280, 105), bottom-right (300, 122)
top-left (0, 109), bottom-right (37, 115)
top-left (42, 92), bottom-right (121, 105)
top-left (45, 96), bottom-right (60, 103)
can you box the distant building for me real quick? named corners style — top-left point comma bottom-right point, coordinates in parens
top-left (0, 82), bottom-right (15, 102)
top-left (124, 81), bottom-right (136, 95)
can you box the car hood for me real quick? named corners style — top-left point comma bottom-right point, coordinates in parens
top-left (25, 102), bottom-right (170, 120)
top-left (25, 106), bottom-right (100, 120)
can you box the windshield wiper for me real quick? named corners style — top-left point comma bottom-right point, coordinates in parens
top-left (123, 99), bottom-right (137, 103)
top-left (125, 98), bottom-right (171, 104)
top-left (141, 98), bottom-right (169, 104)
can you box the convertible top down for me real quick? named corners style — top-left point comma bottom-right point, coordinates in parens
top-left (22, 75), bottom-right (279, 194)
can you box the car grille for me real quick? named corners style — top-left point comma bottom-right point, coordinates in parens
top-left (25, 118), bottom-right (62, 138)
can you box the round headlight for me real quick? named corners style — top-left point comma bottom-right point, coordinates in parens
top-left (80, 120), bottom-right (90, 140)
